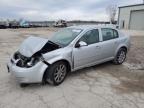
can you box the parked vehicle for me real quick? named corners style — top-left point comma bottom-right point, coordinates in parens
top-left (20, 20), bottom-right (30, 28)
top-left (9, 20), bottom-right (20, 28)
top-left (7, 25), bottom-right (130, 87)
top-left (0, 21), bottom-right (8, 29)
top-left (53, 20), bottom-right (67, 27)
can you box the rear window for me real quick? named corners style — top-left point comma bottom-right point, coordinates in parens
top-left (101, 28), bottom-right (119, 41)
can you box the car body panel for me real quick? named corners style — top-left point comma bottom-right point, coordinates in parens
top-left (43, 47), bottom-right (73, 67)
top-left (19, 36), bottom-right (48, 57)
top-left (7, 60), bottom-right (48, 83)
top-left (73, 42), bottom-right (101, 69)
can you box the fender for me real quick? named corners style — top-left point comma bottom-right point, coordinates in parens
top-left (42, 47), bottom-right (73, 69)
top-left (114, 44), bottom-right (128, 56)
top-left (45, 55), bottom-right (72, 70)
top-left (39, 56), bottom-right (72, 82)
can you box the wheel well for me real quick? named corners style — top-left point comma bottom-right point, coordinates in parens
top-left (58, 60), bottom-right (71, 73)
top-left (42, 60), bottom-right (71, 83)
top-left (120, 46), bottom-right (127, 53)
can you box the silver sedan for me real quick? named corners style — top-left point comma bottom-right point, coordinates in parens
top-left (7, 25), bottom-right (130, 87)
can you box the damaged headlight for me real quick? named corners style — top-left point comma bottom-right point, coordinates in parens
top-left (13, 52), bottom-right (45, 68)
top-left (26, 57), bottom-right (40, 67)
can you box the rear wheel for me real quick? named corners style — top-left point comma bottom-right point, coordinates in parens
top-left (44, 61), bottom-right (68, 86)
top-left (113, 48), bottom-right (127, 65)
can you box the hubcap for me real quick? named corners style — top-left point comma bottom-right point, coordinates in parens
top-left (118, 51), bottom-right (126, 63)
top-left (54, 64), bottom-right (66, 83)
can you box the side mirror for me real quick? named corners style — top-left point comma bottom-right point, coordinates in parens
top-left (75, 41), bottom-right (87, 48)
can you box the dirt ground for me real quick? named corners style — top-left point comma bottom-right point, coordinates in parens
top-left (0, 28), bottom-right (144, 108)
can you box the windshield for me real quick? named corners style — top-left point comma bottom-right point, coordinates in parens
top-left (50, 28), bottom-right (82, 47)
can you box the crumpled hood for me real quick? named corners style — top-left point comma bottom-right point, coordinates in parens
top-left (19, 36), bottom-right (48, 57)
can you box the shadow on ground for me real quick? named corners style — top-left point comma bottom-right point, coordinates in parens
top-left (24, 61), bottom-right (144, 94)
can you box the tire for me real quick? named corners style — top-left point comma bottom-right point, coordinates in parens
top-left (113, 48), bottom-right (127, 65)
top-left (44, 61), bottom-right (68, 86)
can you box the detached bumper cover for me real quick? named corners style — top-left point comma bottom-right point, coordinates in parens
top-left (7, 60), bottom-right (48, 83)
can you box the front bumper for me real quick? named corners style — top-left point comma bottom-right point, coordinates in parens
top-left (7, 60), bottom-right (48, 83)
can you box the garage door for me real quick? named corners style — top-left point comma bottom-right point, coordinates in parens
top-left (129, 10), bottom-right (144, 30)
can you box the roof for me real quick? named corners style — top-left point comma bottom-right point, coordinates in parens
top-left (119, 3), bottom-right (144, 8)
top-left (68, 24), bottom-right (117, 30)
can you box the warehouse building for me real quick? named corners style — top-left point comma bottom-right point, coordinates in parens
top-left (118, 4), bottom-right (144, 30)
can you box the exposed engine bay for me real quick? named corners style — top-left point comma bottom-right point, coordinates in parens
top-left (11, 40), bottom-right (60, 68)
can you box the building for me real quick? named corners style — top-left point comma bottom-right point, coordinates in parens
top-left (118, 4), bottom-right (144, 30)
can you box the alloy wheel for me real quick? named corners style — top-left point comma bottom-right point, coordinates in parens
top-left (118, 50), bottom-right (126, 63)
top-left (54, 64), bottom-right (67, 83)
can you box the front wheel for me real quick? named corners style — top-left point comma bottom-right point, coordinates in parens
top-left (44, 61), bottom-right (68, 86)
top-left (113, 48), bottom-right (127, 65)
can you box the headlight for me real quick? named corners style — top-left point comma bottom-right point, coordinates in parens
top-left (26, 57), bottom-right (40, 67)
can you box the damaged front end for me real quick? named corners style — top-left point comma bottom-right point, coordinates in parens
top-left (12, 52), bottom-right (41, 68)
top-left (11, 36), bottom-right (61, 68)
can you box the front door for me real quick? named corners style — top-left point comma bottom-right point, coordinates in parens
top-left (73, 29), bottom-right (100, 69)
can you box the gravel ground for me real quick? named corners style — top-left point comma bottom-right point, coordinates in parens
top-left (0, 28), bottom-right (144, 108)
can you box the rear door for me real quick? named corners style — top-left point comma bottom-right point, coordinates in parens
top-left (99, 28), bottom-right (119, 60)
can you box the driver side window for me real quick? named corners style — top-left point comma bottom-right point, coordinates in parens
top-left (79, 29), bottom-right (99, 45)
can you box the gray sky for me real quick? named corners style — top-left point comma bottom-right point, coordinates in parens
top-left (0, 0), bottom-right (143, 21)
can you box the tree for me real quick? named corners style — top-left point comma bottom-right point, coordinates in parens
top-left (106, 5), bottom-right (117, 24)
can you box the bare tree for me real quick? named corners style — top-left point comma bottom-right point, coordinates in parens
top-left (106, 5), bottom-right (117, 24)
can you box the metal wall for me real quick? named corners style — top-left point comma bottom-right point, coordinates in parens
top-left (118, 4), bottom-right (144, 30)
top-left (129, 10), bottom-right (144, 30)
